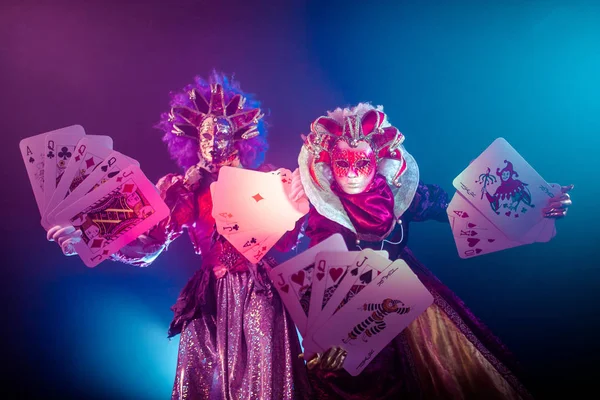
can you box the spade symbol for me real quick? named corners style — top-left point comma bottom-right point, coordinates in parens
top-left (28, 156), bottom-right (35, 163)
top-left (101, 165), bottom-right (108, 172)
top-left (359, 270), bottom-right (373, 285)
top-left (350, 268), bottom-right (359, 276)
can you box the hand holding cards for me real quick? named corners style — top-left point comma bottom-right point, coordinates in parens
top-left (268, 234), bottom-right (434, 376)
top-left (210, 166), bottom-right (309, 264)
top-left (449, 138), bottom-right (560, 258)
top-left (19, 125), bottom-right (169, 267)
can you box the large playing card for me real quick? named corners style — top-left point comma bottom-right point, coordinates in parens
top-left (42, 126), bottom-right (86, 219)
top-left (302, 249), bottom-right (392, 353)
top-left (47, 150), bottom-right (140, 225)
top-left (210, 182), bottom-right (283, 263)
top-left (447, 192), bottom-right (524, 258)
top-left (452, 138), bottom-right (555, 242)
top-left (212, 166), bottom-right (306, 233)
top-left (532, 183), bottom-right (562, 243)
top-left (19, 130), bottom-right (54, 215)
top-left (268, 234), bottom-right (348, 336)
top-left (307, 250), bottom-right (389, 337)
top-left (42, 135), bottom-right (113, 229)
top-left (53, 165), bottom-right (169, 268)
top-left (447, 181), bottom-right (562, 258)
top-left (312, 258), bottom-right (433, 376)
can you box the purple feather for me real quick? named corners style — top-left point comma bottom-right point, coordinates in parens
top-left (156, 70), bottom-right (269, 171)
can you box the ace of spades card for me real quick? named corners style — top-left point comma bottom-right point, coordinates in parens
top-left (19, 130), bottom-right (54, 215)
top-left (53, 165), bottom-right (169, 268)
top-left (268, 234), bottom-right (348, 337)
top-left (312, 257), bottom-right (433, 376)
top-left (452, 138), bottom-right (555, 242)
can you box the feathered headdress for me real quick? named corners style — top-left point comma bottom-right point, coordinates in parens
top-left (158, 72), bottom-right (269, 171)
top-left (298, 103), bottom-right (419, 235)
top-left (303, 108), bottom-right (407, 189)
top-left (168, 83), bottom-right (264, 142)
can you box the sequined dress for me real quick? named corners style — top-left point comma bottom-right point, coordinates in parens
top-left (112, 167), bottom-right (311, 400)
top-left (305, 179), bottom-right (534, 400)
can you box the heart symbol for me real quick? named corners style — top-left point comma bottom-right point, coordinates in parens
top-left (329, 267), bottom-right (344, 282)
top-left (291, 271), bottom-right (305, 286)
top-left (316, 272), bottom-right (325, 281)
top-left (487, 239), bottom-right (495, 243)
top-left (467, 238), bottom-right (480, 247)
top-left (505, 211), bottom-right (511, 216)
top-left (280, 284), bottom-right (289, 293)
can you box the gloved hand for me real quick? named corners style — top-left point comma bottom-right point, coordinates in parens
top-left (543, 184), bottom-right (574, 218)
top-left (47, 224), bottom-right (82, 256)
top-left (289, 168), bottom-right (309, 214)
top-left (299, 346), bottom-right (348, 371)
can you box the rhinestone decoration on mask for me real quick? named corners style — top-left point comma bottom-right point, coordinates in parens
top-left (304, 108), bottom-right (407, 190)
top-left (331, 141), bottom-right (377, 195)
top-left (298, 104), bottom-right (420, 235)
top-left (168, 83), bottom-right (263, 170)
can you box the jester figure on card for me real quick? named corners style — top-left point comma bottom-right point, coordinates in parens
top-left (297, 103), bottom-right (572, 399)
top-left (47, 73), bottom-right (311, 400)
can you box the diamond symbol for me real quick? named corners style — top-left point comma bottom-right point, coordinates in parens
top-left (123, 183), bottom-right (135, 193)
top-left (75, 155), bottom-right (81, 162)
top-left (116, 177), bottom-right (123, 182)
top-left (85, 157), bottom-right (95, 168)
top-left (102, 249), bottom-right (110, 255)
top-left (252, 193), bottom-right (264, 202)
top-left (91, 238), bottom-right (104, 248)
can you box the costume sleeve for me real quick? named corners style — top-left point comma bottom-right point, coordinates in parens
top-left (305, 207), bottom-right (352, 248)
top-left (110, 173), bottom-right (197, 267)
top-left (406, 181), bottom-right (450, 223)
top-left (273, 216), bottom-right (306, 252)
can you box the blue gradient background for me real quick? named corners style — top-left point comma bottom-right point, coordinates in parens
top-left (1, 0), bottom-right (598, 398)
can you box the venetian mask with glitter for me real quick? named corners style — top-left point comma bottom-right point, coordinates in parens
top-left (303, 109), bottom-right (408, 194)
top-left (168, 83), bottom-right (263, 168)
top-left (331, 140), bottom-right (376, 194)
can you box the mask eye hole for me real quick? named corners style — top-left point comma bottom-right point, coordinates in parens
top-left (355, 159), bottom-right (370, 169)
top-left (335, 160), bottom-right (349, 169)
top-left (202, 133), bottom-right (213, 140)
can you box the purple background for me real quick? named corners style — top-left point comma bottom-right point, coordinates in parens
top-left (2, 0), bottom-right (599, 398)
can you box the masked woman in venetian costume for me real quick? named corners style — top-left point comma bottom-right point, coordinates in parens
top-left (47, 73), bottom-right (311, 400)
top-left (298, 103), bottom-right (573, 399)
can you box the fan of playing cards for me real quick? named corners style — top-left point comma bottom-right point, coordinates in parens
top-left (210, 166), bottom-right (309, 264)
top-left (19, 125), bottom-right (170, 268)
top-left (268, 234), bottom-right (434, 376)
top-left (449, 137), bottom-right (560, 258)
